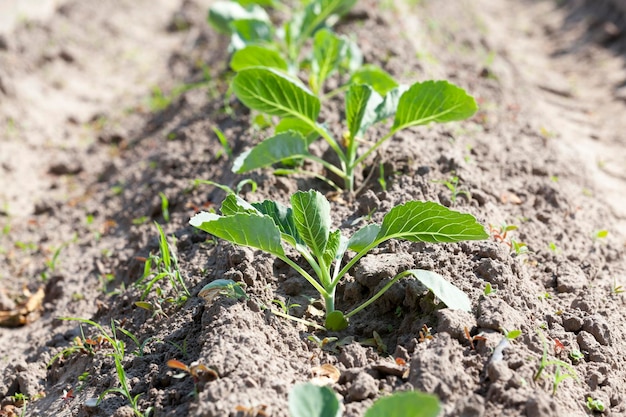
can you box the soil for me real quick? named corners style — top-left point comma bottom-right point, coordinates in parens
top-left (1, 0), bottom-right (626, 416)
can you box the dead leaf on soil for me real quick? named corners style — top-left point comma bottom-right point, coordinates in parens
top-left (373, 359), bottom-right (410, 379)
top-left (310, 363), bottom-right (340, 385)
top-left (234, 404), bottom-right (269, 417)
top-left (0, 286), bottom-right (45, 327)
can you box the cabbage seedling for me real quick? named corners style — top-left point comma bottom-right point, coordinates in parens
top-left (190, 190), bottom-right (487, 330)
top-left (230, 67), bottom-right (477, 192)
top-left (208, 0), bottom-right (360, 87)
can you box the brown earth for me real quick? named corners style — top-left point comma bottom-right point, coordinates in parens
top-left (1, 0), bottom-right (626, 416)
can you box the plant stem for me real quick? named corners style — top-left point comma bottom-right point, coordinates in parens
top-left (353, 129), bottom-right (396, 167)
top-left (345, 270), bottom-right (412, 319)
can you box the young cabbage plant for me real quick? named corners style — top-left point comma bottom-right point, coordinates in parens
top-left (190, 190), bottom-right (487, 331)
top-left (230, 67), bottom-right (477, 192)
top-left (209, 0), bottom-right (358, 73)
top-left (209, 0), bottom-right (362, 95)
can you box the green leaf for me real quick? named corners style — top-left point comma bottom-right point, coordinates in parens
top-left (230, 46), bottom-right (288, 72)
top-left (221, 194), bottom-right (259, 215)
top-left (208, 2), bottom-right (269, 34)
top-left (311, 29), bottom-right (344, 94)
top-left (377, 201), bottom-right (488, 243)
top-left (406, 269), bottom-right (471, 312)
top-left (252, 200), bottom-right (303, 247)
top-left (365, 390), bottom-right (440, 417)
top-left (233, 67), bottom-right (320, 122)
top-left (232, 131), bottom-right (310, 173)
top-left (189, 212), bottom-right (285, 257)
top-left (291, 190), bottom-right (331, 259)
top-left (345, 84), bottom-right (383, 139)
top-left (340, 37), bottom-right (363, 73)
top-left (230, 19), bottom-right (273, 50)
top-left (322, 230), bottom-right (343, 267)
top-left (348, 224), bottom-right (381, 252)
top-left (295, 0), bottom-right (358, 44)
top-left (392, 80), bottom-right (478, 132)
top-left (350, 65), bottom-right (398, 96)
top-left (275, 118), bottom-right (318, 144)
top-left (289, 383), bottom-right (341, 417)
top-left (372, 85), bottom-right (410, 122)
top-left (325, 310), bottom-right (349, 331)
top-left (199, 279), bottom-right (247, 301)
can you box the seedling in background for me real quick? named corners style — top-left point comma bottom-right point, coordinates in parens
top-left (231, 67), bottom-right (477, 192)
top-left (533, 329), bottom-right (577, 395)
top-left (433, 174), bottom-right (471, 204)
top-left (190, 189), bottom-right (486, 330)
top-left (361, 330), bottom-right (387, 353)
top-left (307, 334), bottom-right (338, 351)
top-left (167, 359), bottom-right (218, 396)
top-left (159, 192), bottom-right (170, 222)
top-left (548, 242), bottom-right (560, 254)
top-left (134, 222), bottom-right (190, 305)
top-left (612, 278), bottom-right (624, 295)
top-left (569, 349), bottom-right (585, 363)
top-left (59, 318), bottom-right (152, 417)
top-left (209, 0), bottom-right (361, 93)
top-left (501, 327), bottom-right (522, 341)
top-left (586, 397), bottom-right (605, 412)
top-left (483, 282), bottom-right (495, 296)
top-left (289, 383), bottom-right (440, 417)
top-left (490, 223), bottom-right (529, 255)
top-left (594, 229), bottom-right (608, 239)
top-left (272, 298), bottom-right (301, 315)
top-left (212, 126), bottom-right (233, 159)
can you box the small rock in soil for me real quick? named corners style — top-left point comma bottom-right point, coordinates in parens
top-left (561, 311), bottom-right (584, 332)
top-left (338, 343), bottom-right (369, 369)
top-left (576, 330), bottom-right (601, 356)
top-left (346, 372), bottom-right (377, 401)
top-left (582, 315), bottom-right (612, 346)
top-left (487, 360), bottom-right (512, 382)
top-left (48, 159), bottom-right (83, 176)
top-left (476, 297), bottom-right (521, 330)
top-left (525, 394), bottom-right (560, 417)
top-left (556, 262), bottom-right (587, 293)
top-left (435, 308), bottom-right (475, 340)
top-left (475, 258), bottom-right (509, 286)
top-left (112, 405), bottom-right (136, 417)
top-left (456, 394), bottom-right (485, 417)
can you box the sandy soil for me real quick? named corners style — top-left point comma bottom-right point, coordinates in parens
top-left (1, 0), bottom-right (626, 416)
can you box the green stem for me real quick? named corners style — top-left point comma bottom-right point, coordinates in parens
top-left (353, 129), bottom-right (396, 168)
top-left (307, 121), bottom-right (348, 168)
top-left (322, 83), bottom-right (350, 101)
top-left (308, 155), bottom-right (348, 180)
top-left (345, 270), bottom-right (413, 319)
top-left (331, 237), bottom-right (387, 289)
top-left (324, 287), bottom-right (335, 313)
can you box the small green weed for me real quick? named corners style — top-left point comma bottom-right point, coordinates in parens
top-left (586, 397), bottom-right (605, 413)
top-left (533, 329), bottom-right (577, 395)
